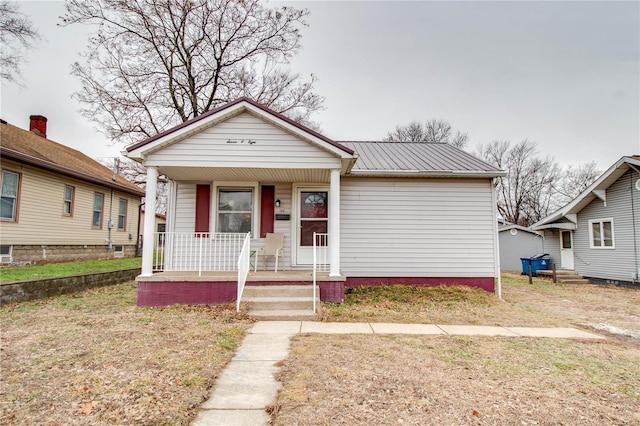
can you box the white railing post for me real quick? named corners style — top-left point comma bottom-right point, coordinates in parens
top-left (313, 232), bottom-right (317, 313)
top-left (236, 232), bottom-right (251, 312)
top-left (198, 233), bottom-right (203, 277)
top-left (312, 232), bottom-right (329, 313)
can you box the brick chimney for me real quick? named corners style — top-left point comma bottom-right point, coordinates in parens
top-left (29, 115), bottom-right (47, 138)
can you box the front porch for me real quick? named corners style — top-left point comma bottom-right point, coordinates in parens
top-left (136, 270), bottom-right (346, 307)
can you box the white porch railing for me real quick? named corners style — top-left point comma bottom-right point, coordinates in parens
top-left (312, 232), bottom-right (329, 313)
top-left (153, 232), bottom-right (248, 275)
top-left (236, 232), bottom-right (251, 312)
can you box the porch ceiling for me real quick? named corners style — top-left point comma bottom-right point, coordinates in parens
top-left (157, 166), bottom-right (331, 183)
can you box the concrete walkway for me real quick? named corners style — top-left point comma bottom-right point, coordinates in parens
top-left (192, 322), bottom-right (603, 426)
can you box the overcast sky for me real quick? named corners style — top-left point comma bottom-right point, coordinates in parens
top-left (1, 1), bottom-right (638, 171)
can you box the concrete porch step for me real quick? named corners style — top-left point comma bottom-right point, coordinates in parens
top-left (249, 309), bottom-right (317, 321)
top-left (537, 269), bottom-right (579, 276)
top-left (242, 285), bottom-right (318, 321)
top-left (244, 296), bottom-right (314, 311)
top-left (243, 285), bottom-right (319, 298)
top-left (558, 279), bottom-right (591, 284)
top-left (536, 270), bottom-right (590, 284)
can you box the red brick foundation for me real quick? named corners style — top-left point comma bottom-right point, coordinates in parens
top-left (136, 280), bottom-right (345, 306)
top-left (344, 277), bottom-right (496, 293)
top-left (137, 281), bottom-right (237, 306)
top-left (136, 276), bottom-right (493, 306)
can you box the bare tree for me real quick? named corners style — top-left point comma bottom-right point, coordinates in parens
top-left (0, 1), bottom-right (41, 83)
top-left (554, 161), bottom-right (600, 207)
top-left (384, 119), bottom-right (469, 148)
top-left (62, 0), bottom-right (324, 146)
top-left (100, 157), bottom-right (168, 214)
top-left (476, 140), bottom-right (560, 226)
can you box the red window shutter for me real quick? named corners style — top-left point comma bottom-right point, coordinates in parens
top-left (260, 185), bottom-right (275, 238)
top-left (195, 184), bottom-right (210, 233)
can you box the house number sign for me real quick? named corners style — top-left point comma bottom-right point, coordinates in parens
top-left (226, 139), bottom-right (257, 145)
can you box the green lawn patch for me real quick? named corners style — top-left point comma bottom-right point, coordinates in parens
top-left (0, 257), bottom-right (142, 283)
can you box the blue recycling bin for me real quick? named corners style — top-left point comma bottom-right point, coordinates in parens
top-left (520, 254), bottom-right (550, 276)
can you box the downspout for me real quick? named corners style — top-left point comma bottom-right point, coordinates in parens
top-left (108, 189), bottom-right (114, 250)
top-left (630, 170), bottom-right (639, 284)
top-left (136, 202), bottom-right (144, 257)
top-left (107, 159), bottom-right (119, 251)
top-left (491, 178), bottom-right (502, 298)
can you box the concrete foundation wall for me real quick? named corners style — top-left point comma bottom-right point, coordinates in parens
top-left (0, 267), bottom-right (141, 304)
top-left (6, 244), bottom-right (137, 266)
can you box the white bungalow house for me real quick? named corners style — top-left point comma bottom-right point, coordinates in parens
top-left (126, 98), bottom-right (505, 306)
top-left (532, 156), bottom-right (640, 286)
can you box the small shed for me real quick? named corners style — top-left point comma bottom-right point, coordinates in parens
top-left (498, 224), bottom-right (544, 271)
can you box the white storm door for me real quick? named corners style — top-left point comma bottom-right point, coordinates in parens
top-left (560, 230), bottom-right (574, 270)
top-left (295, 189), bottom-right (328, 265)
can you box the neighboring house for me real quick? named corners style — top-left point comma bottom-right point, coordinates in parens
top-left (138, 211), bottom-right (167, 253)
top-left (532, 156), bottom-right (640, 286)
top-left (498, 222), bottom-right (545, 271)
top-left (125, 98), bottom-right (505, 305)
top-left (0, 116), bottom-right (145, 265)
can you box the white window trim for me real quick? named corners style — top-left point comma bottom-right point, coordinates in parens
top-left (588, 218), bottom-right (615, 249)
top-left (1, 170), bottom-right (20, 222)
top-left (114, 245), bottom-right (124, 258)
top-left (117, 198), bottom-right (127, 231)
top-left (212, 181), bottom-right (259, 238)
top-left (63, 185), bottom-right (75, 217)
top-left (0, 245), bottom-right (12, 263)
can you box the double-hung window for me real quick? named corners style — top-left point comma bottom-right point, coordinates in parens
top-left (63, 185), bottom-right (74, 216)
top-left (589, 218), bottom-right (614, 248)
top-left (217, 188), bottom-right (253, 233)
top-left (118, 199), bottom-right (127, 231)
top-left (92, 193), bottom-right (104, 229)
top-left (1, 170), bottom-right (20, 221)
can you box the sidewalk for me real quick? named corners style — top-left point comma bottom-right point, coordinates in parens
top-left (192, 322), bottom-right (604, 426)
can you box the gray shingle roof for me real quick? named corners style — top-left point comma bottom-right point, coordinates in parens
top-left (339, 141), bottom-right (503, 176)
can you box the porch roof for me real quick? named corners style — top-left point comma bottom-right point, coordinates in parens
top-left (126, 97), bottom-right (355, 159)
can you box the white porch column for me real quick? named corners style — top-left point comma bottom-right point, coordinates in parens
top-left (329, 168), bottom-right (341, 277)
top-left (141, 166), bottom-right (158, 276)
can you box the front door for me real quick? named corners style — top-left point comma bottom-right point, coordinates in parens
top-left (560, 230), bottom-right (574, 270)
top-left (295, 189), bottom-right (328, 265)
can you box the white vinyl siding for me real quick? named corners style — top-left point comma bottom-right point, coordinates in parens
top-left (0, 160), bottom-right (140, 246)
top-left (173, 183), bottom-right (197, 233)
top-left (340, 178), bottom-right (496, 277)
top-left (144, 112), bottom-right (340, 169)
top-left (541, 229), bottom-right (562, 268)
top-left (574, 170), bottom-right (637, 282)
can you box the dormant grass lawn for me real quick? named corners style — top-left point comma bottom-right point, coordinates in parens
top-left (0, 258), bottom-right (142, 283)
top-left (2, 273), bottom-right (639, 425)
top-left (0, 282), bottom-right (253, 425)
top-left (273, 274), bottom-right (640, 425)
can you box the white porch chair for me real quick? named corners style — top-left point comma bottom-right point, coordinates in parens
top-left (255, 233), bottom-right (284, 272)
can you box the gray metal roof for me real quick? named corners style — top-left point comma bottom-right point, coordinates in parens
top-left (339, 141), bottom-right (503, 176)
